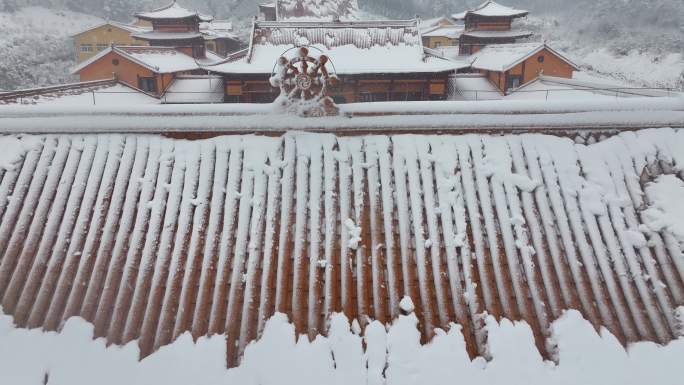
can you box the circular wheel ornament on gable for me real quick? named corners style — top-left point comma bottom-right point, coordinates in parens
top-left (270, 46), bottom-right (340, 117)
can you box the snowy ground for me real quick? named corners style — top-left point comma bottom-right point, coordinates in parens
top-left (521, 16), bottom-right (684, 91)
top-left (573, 49), bottom-right (684, 90)
top-left (0, 306), bottom-right (683, 385)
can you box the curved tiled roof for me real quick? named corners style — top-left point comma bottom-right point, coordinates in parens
top-left (205, 20), bottom-right (468, 75)
top-left (0, 128), bottom-right (682, 367)
top-left (135, 1), bottom-right (212, 22)
top-left (453, 1), bottom-right (529, 20)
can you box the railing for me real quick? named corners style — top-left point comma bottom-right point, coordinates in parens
top-left (2, 87), bottom-right (682, 106)
top-left (0, 78), bottom-right (118, 103)
top-left (453, 87), bottom-right (681, 101)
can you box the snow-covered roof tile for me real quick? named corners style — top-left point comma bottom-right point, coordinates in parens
top-left (422, 25), bottom-right (464, 39)
top-left (0, 127), bottom-right (682, 369)
top-left (72, 46), bottom-right (208, 74)
top-left (456, 1), bottom-right (529, 19)
top-left (461, 29), bottom-right (532, 39)
top-left (118, 47), bottom-right (204, 73)
top-left (205, 20), bottom-right (468, 75)
top-left (135, 1), bottom-right (213, 22)
top-left (469, 42), bottom-right (579, 72)
top-left (131, 31), bottom-right (204, 41)
top-left (70, 21), bottom-right (151, 37)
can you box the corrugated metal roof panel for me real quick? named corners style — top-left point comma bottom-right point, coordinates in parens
top-left (0, 129), bottom-right (682, 368)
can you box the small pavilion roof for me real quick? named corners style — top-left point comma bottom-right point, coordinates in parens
top-left (135, 1), bottom-right (213, 22)
top-left (452, 1), bottom-right (528, 20)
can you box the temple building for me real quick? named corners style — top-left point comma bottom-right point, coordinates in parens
top-left (72, 2), bottom-right (243, 63)
top-left (132, 2), bottom-right (214, 59)
top-left (205, 19), bottom-right (468, 103)
top-left (71, 46), bottom-right (217, 95)
top-left (71, 22), bottom-right (150, 63)
top-left (453, 1), bottom-right (532, 55)
top-left (72, 2), bottom-right (227, 95)
top-left (469, 42), bottom-right (579, 93)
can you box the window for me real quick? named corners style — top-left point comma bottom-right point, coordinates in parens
top-left (80, 44), bottom-right (93, 53)
top-left (537, 55), bottom-right (545, 63)
top-left (138, 77), bottom-right (158, 93)
top-left (506, 75), bottom-right (522, 90)
top-left (112, 59), bottom-right (120, 66)
top-left (96, 44), bottom-right (108, 51)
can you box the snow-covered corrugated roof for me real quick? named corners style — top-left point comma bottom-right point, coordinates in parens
top-left (453, 1), bottom-right (528, 19)
top-left (205, 20), bottom-right (468, 75)
top-left (0, 128), bottom-right (682, 369)
top-left (162, 75), bottom-right (225, 104)
top-left (469, 43), bottom-right (579, 72)
top-left (135, 1), bottom-right (212, 22)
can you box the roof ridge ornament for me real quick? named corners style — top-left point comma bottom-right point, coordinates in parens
top-left (270, 46), bottom-right (340, 117)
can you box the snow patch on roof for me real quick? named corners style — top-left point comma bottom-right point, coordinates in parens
top-left (162, 76), bottom-right (224, 104)
top-left (136, 1), bottom-right (212, 21)
top-left (644, 175), bottom-right (684, 245)
top-left (450, 74), bottom-right (503, 100)
top-left (1, 294), bottom-right (684, 384)
top-left (208, 43), bottom-right (465, 75)
top-left (422, 26), bottom-right (464, 39)
top-left (470, 43), bottom-right (578, 72)
top-left (0, 136), bottom-right (40, 170)
top-left (118, 47), bottom-right (203, 73)
top-left (454, 1), bottom-right (529, 19)
top-left (207, 20), bottom-right (466, 75)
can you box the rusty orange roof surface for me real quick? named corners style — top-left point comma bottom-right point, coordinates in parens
top-left (0, 127), bottom-right (682, 366)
